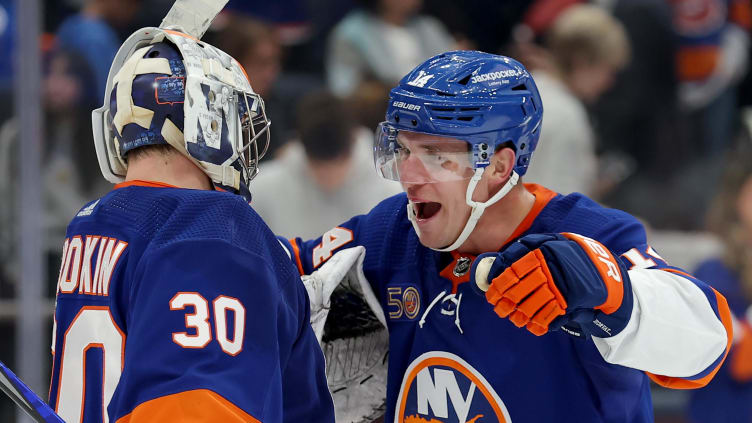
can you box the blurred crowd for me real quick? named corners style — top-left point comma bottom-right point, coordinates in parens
top-left (1, 0), bottom-right (752, 421)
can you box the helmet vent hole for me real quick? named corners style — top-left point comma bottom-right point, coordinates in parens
top-left (395, 114), bottom-right (400, 122)
top-left (148, 50), bottom-right (160, 58)
top-left (436, 116), bottom-right (453, 121)
top-left (435, 91), bottom-right (456, 97)
top-left (460, 107), bottom-right (480, 111)
top-left (457, 116), bottom-right (473, 121)
top-left (520, 143), bottom-right (526, 150)
top-left (411, 119), bottom-right (418, 126)
top-left (457, 74), bottom-right (472, 85)
top-left (512, 84), bottom-right (527, 91)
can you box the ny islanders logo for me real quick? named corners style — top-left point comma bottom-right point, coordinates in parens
top-left (395, 352), bottom-right (512, 423)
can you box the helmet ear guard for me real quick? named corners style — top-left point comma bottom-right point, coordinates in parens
top-left (92, 27), bottom-right (270, 199)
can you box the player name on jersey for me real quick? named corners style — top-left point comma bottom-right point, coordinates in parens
top-left (56, 235), bottom-right (128, 297)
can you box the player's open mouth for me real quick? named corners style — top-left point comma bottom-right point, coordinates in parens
top-left (415, 201), bottom-right (442, 221)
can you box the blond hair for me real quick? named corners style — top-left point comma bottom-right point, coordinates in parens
top-left (546, 4), bottom-right (630, 74)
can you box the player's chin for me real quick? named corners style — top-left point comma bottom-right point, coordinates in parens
top-left (417, 221), bottom-right (458, 249)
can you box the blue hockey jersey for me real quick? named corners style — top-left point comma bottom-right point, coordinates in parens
top-left (290, 184), bottom-right (733, 423)
top-left (48, 180), bottom-right (333, 423)
top-left (687, 258), bottom-right (752, 423)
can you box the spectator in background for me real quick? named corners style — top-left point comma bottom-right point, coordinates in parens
top-left (212, 15), bottom-right (322, 159)
top-left (591, 0), bottom-right (685, 228)
top-left (0, 49), bottom-right (108, 293)
top-left (522, 4), bottom-right (630, 197)
top-left (672, 0), bottom-right (751, 155)
top-left (326, 0), bottom-right (455, 98)
top-left (251, 90), bottom-right (401, 239)
top-left (688, 144), bottom-right (752, 423)
top-left (593, 0), bottom-right (751, 231)
top-left (55, 0), bottom-right (142, 99)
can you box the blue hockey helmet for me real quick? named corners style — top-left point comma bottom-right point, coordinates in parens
top-left (375, 51), bottom-right (544, 252)
top-left (93, 28), bottom-right (271, 201)
top-left (375, 50), bottom-right (543, 183)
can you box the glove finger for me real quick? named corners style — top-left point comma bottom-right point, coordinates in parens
top-left (486, 268), bottom-right (521, 304)
top-left (509, 249), bottom-right (545, 279)
top-left (490, 249), bottom-right (547, 303)
top-left (516, 285), bottom-right (556, 321)
top-left (493, 297), bottom-right (518, 318)
top-left (502, 266), bottom-right (547, 304)
top-left (509, 309), bottom-right (530, 327)
top-left (497, 270), bottom-right (549, 322)
top-left (526, 300), bottom-right (566, 336)
top-left (512, 287), bottom-right (558, 330)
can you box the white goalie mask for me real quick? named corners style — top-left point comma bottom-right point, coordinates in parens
top-left (92, 27), bottom-right (271, 200)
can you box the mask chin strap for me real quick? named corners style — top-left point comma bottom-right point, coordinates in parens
top-left (407, 169), bottom-right (519, 252)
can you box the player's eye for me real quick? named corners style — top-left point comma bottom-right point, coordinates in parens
top-left (396, 147), bottom-right (410, 160)
top-left (394, 141), bottom-right (410, 157)
top-left (421, 144), bottom-right (440, 153)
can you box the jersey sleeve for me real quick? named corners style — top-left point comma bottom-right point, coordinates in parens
top-left (109, 238), bottom-right (331, 423)
top-left (283, 194), bottom-right (410, 285)
top-left (694, 260), bottom-right (752, 383)
top-left (279, 280), bottom-right (335, 422)
top-left (589, 221), bottom-right (733, 389)
top-left (287, 215), bottom-right (365, 276)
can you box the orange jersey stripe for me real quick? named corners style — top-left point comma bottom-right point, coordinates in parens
top-left (114, 180), bottom-right (178, 190)
top-left (500, 184), bottom-right (557, 248)
top-left (646, 288), bottom-right (733, 389)
top-left (116, 389), bottom-right (261, 423)
top-left (289, 238), bottom-right (305, 276)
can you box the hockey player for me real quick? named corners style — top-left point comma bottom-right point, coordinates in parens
top-left (48, 27), bottom-right (333, 423)
top-left (285, 51), bottom-right (733, 422)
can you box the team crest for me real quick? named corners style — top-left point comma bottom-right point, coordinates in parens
top-left (395, 352), bottom-right (512, 423)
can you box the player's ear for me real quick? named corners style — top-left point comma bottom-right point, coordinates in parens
top-left (487, 146), bottom-right (515, 183)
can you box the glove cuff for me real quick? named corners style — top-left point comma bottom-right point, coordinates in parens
top-left (583, 259), bottom-right (633, 338)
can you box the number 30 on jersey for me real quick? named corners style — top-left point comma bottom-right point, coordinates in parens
top-left (170, 292), bottom-right (246, 356)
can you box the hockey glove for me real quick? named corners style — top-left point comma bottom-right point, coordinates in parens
top-left (471, 233), bottom-right (633, 338)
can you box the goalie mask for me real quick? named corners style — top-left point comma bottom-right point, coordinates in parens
top-left (92, 28), bottom-right (271, 201)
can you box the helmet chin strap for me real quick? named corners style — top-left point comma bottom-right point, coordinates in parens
top-left (407, 170), bottom-right (520, 252)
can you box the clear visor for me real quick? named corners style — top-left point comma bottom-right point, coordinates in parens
top-left (374, 122), bottom-right (475, 183)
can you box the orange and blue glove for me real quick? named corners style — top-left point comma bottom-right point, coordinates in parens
top-left (470, 233), bottom-right (633, 338)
